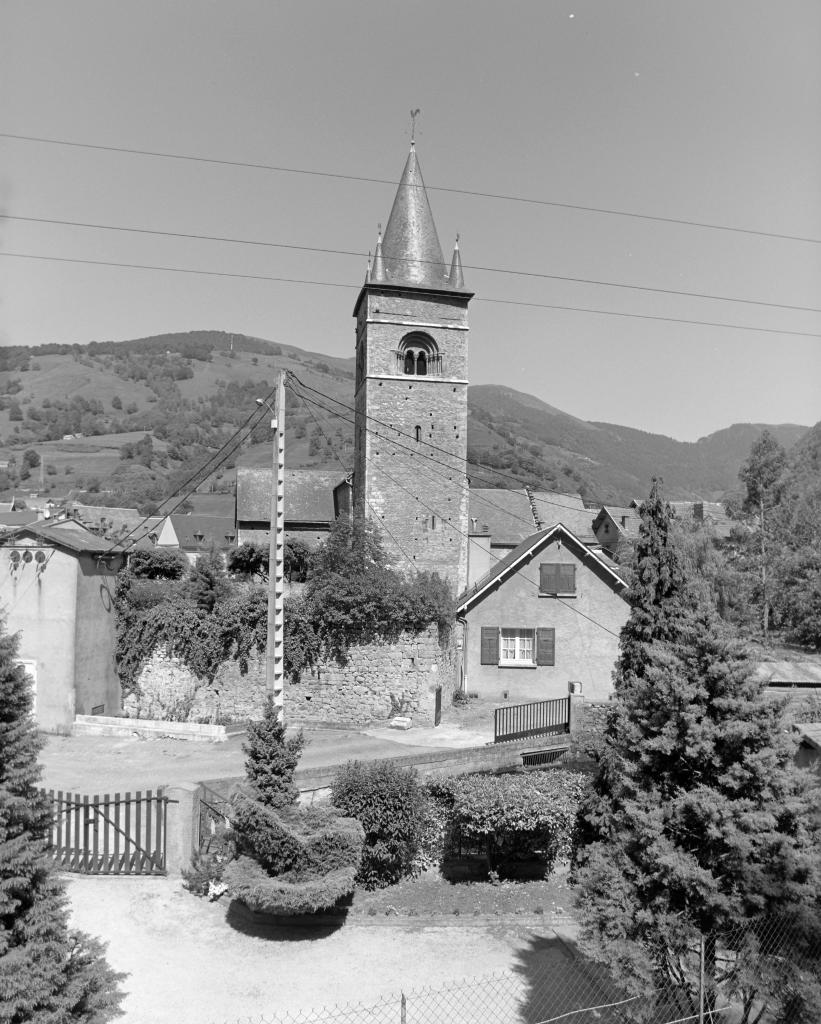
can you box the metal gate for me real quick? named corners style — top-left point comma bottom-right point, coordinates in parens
top-left (493, 697), bottom-right (570, 743)
top-left (42, 788), bottom-right (168, 875)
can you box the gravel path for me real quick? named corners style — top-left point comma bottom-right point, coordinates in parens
top-left (65, 875), bottom-right (570, 1024)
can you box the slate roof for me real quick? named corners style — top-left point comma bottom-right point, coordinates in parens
top-left (167, 514), bottom-right (236, 552)
top-left (10, 519), bottom-right (127, 555)
top-left (457, 523), bottom-right (628, 613)
top-left (373, 144), bottom-right (464, 291)
top-left (593, 505), bottom-right (642, 537)
top-left (670, 501), bottom-right (735, 539)
top-left (531, 491), bottom-right (595, 541)
top-left (468, 487), bottom-right (596, 547)
top-left (468, 488), bottom-right (535, 546)
top-left (236, 467), bottom-right (345, 524)
top-left (0, 511), bottom-right (41, 531)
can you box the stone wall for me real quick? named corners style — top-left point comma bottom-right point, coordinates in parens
top-left (125, 625), bottom-right (458, 727)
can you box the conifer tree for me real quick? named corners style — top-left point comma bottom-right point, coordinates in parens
top-left (0, 618), bottom-right (124, 1022)
top-left (242, 698), bottom-right (305, 809)
top-left (575, 484), bottom-right (821, 1021)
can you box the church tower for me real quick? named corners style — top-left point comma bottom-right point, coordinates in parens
top-left (353, 142), bottom-right (472, 594)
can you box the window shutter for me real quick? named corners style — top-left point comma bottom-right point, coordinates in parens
top-left (559, 565), bottom-right (576, 594)
top-left (539, 564), bottom-right (560, 594)
top-left (535, 628), bottom-right (555, 666)
top-left (480, 627), bottom-right (499, 665)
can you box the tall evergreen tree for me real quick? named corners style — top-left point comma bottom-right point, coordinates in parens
top-left (0, 619), bottom-right (123, 1023)
top-left (575, 484), bottom-right (821, 1022)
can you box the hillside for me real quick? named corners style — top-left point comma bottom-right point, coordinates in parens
top-left (0, 332), bottom-right (810, 510)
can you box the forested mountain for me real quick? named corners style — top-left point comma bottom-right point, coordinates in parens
top-left (0, 331), bottom-right (810, 509)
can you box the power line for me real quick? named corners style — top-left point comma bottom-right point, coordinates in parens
top-left (3, 212), bottom-right (819, 315)
top-left (290, 386), bottom-right (417, 569)
top-left (288, 379), bottom-right (592, 535)
top-left (2, 130), bottom-right (818, 245)
top-left (98, 388), bottom-right (277, 554)
top-left (289, 374), bottom-right (605, 506)
top-left (291, 381), bottom-right (621, 639)
top-left (4, 251), bottom-right (818, 340)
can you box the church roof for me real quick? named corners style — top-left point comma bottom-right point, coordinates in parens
top-left (375, 143), bottom-right (466, 292)
top-left (236, 467), bottom-right (346, 524)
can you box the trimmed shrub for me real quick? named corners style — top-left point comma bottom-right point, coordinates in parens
top-left (449, 770), bottom-right (588, 877)
top-left (221, 700), bottom-right (364, 916)
top-left (331, 761), bottom-right (425, 888)
top-left (223, 801), bottom-right (364, 914)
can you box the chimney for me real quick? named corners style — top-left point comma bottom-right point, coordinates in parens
top-left (694, 503), bottom-right (704, 522)
top-left (470, 517), bottom-right (478, 532)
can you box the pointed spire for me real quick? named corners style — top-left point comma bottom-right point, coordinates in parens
top-left (365, 251), bottom-right (372, 284)
top-left (448, 234), bottom-right (464, 289)
top-left (380, 144), bottom-right (447, 288)
top-left (370, 224), bottom-right (386, 283)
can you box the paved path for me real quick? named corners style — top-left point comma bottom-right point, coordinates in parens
top-left (38, 724), bottom-right (489, 793)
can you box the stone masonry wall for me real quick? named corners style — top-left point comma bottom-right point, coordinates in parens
top-left (125, 625), bottom-right (458, 727)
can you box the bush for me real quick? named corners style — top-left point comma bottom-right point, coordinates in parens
top-left (331, 761), bottom-right (425, 888)
top-left (449, 770), bottom-right (588, 877)
top-left (182, 851), bottom-right (229, 901)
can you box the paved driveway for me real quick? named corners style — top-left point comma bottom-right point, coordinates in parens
top-left (37, 728), bottom-right (448, 793)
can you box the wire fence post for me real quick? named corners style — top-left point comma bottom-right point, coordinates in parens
top-left (400, 990), bottom-right (406, 1024)
top-left (699, 932), bottom-right (705, 1024)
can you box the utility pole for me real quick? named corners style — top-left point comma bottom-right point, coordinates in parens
top-left (258, 371), bottom-right (286, 720)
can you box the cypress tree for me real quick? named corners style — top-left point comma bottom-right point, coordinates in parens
top-left (574, 484), bottom-right (821, 1021)
top-left (0, 619), bottom-right (123, 1023)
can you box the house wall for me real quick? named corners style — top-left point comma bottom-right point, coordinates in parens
top-left (128, 625), bottom-right (458, 727)
top-left (1, 543), bottom-right (122, 731)
top-left (463, 539), bottom-right (628, 702)
top-left (2, 544), bottom-right (78, 731)
top-left (73, 555), bottom-right (121, 718)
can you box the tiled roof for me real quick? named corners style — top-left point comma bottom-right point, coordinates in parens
top-left (0, 511), bottom-right (41, 530)
top-left (236, 467), bottom-right (345, 524)
top-left (752, 660), bottom-right (821, 686)
top-left (456, 523), bottom-right (627, 612)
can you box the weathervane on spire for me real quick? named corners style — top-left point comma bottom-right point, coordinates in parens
top-left (409, 108), bottom-right (420, 145)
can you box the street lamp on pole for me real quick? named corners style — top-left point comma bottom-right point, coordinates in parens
top-left (256, 370), bottom-right (286, 720)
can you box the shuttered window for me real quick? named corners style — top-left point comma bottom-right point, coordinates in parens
top-left (539, 563), bottom-right (576, 595)
top-left (535, 627), bottom-right (556, 666)
top-left (480, 627), bottom-right (499, 665)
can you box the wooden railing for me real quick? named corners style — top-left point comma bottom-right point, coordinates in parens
top-left (494, 697), bottom-right (571, 744)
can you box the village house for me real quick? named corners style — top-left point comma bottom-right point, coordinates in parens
top-left (456, 523), bottom-right (629, 702)
top-left (591, 505), bottom-right (642, 558)
top-left (0, 518), bottom-right (125, 731)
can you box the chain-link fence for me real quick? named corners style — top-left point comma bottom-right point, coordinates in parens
top-left (211, 914), bottom-right (820, 1024)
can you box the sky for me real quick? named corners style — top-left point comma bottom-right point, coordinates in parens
top-left (1, 0), bottom-right (820, 442)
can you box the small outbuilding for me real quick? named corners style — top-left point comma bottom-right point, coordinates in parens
top-left (0, 519), bottom-right (126, 732)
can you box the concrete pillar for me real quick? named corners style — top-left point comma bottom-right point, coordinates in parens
top-left (164, 782), bottom-right (200, 875)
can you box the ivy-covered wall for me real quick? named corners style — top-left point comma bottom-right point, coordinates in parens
top-left (125, 625), bottom-right (458, 727)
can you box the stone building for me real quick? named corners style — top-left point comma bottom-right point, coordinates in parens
top-left (352, 141), bottom-right (472, 595)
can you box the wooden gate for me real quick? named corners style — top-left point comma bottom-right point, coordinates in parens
top-left (494, 697), bottom-right (570, 744)
top-left (42, 789), bottom-right (168, 875)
